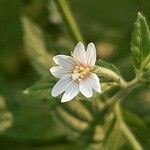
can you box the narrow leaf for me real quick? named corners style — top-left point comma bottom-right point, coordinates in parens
top-left (21, 16), bottom-right (53, 75)
top-left (24, 76), bottom-right (60, 109)
top-left (131, 12), bottom-right (150, 70)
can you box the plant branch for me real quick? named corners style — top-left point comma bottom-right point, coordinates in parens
top-left (105, 78), bottom-right (140, 107)
top-left (101, 78), bottom-right (142, 150)
top-left (55, 0), bottom-right (84, 43)
top-left (93, 66), bottom-right (127, 88)
top-left (114, 102), bottom-right (143, 150)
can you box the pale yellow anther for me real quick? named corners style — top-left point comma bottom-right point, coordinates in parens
top-left (75, 66), bottom-right (79, 69)
top-left (72, 66), bottom-right (91, 81)
top-left (78, 78), bottom-right (81, 82)
top-left (73, 69), bottom-right (79, 73)
top-left (85, 67), bottom-right (90, 71)
top-left (79, 67), bottom-right (84, 70)
top-left (82, 71), bottom-right (87, 75)
top-left (80, 74), bottom-right (84, 78)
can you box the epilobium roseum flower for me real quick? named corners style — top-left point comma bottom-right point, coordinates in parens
top-left (50, 42), bottom-right (101, 102)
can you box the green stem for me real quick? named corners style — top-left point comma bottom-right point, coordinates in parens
top-left (106, 78), bottom-right (139, 107)
top-left (55, 0), bottom-right (84, 43)
top-left (102, 78), bottom-right (143, 150)
top-left (114, 102), bottom-right (143, 150)
top-left (93, 66), bottom-right (127, 88)
top-left (126, 78), bottom-right (139, 87)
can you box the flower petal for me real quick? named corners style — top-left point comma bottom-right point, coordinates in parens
top-left (86, 43), bottom-right (96, 67)
top-left (53, 55), bottom-right (75, 70)
top-left (79, 78), bottom-right (93, 98)
top-left (50, 66), bottom-right (73, 78)
top-left (88, 73), bottom-right (101, 93)
top-left (61, 82), bottom-right (79, 102)
top-left (50, 66), bottom-right (63, 78)
top-left (73, 42), bottom-right (86, 66)
top-left (72, 73), bottom-right (80, 80)
top-left (51, 74), bottom-right (73, 97)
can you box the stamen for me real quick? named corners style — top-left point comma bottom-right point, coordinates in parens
top-left (72, 65), bottom-right (90, 81)
top-left (78, 78), bottom-right (81, 82)
top-left (73, 69), bottom-right (78, 73)
top-left (75, 66), bottom-right (79, 69)
top-left (79, 66), bottom-right (84, 70)
top-left (80, 74), bottom-right (84, 78)
top-left (82, 71), bottom-right (87, 75)
top-left (85, 67), bottom-right (90, 71)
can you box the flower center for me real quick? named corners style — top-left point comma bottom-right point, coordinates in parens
top-left (72, 66), bottom-right (90, 81)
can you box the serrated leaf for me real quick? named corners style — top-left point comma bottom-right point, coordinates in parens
top-left (131, 12), bottom-right (150, 71)
top-left (141, 54), bottom-right (150, 82)
top-left (21, 16), bottom-right (53, 75)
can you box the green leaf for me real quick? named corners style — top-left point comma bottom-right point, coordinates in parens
top-left (123, 110), bottom-right (150, 150)
top-left (24, 75), bottom-right (61, 109)
top-left (23, 75), bottom-right (126, 146)
top-left (131, 12), bottom-right (150, 71)
top-left (21, 16), bottom-right (53, 75)
top-left (24, 73), bottom-right (112, 106)
top-left (101, 121), bottom-right (128, 150)
top-left (141, 54), bottom-right (150, 82)
top-left (25, 76), bottom-right (107, 144)
top-left (0, 84), bottom-right (68, 142)
top-left (51, 95), bottom-right (110, 144)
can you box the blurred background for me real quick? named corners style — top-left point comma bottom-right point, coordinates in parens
top-left (0, 0), bottom-right (150, 149)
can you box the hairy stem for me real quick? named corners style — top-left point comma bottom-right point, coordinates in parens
top-left (93, 66), bottom-right (127, 88)
top-left (55, 0), bottom-right (84, 43)
top-left (114, 102), bottom-right (143, 150)
top-left (101, 78), bottom-right (142, 150)
top-left (106, 78), bottom-right (139, 107)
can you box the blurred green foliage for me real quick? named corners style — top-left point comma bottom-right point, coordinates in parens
top-left (0, 0), bottom-right (150, 150)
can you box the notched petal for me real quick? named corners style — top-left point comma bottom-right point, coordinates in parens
top-left (50, 66), bottom-right (63, 78)
top-left (73, 42), bottom-right (87, 66)
top-left (53, 55), bottom-right (75, 69)
top-left (86, 42), bottom-right (96, 67)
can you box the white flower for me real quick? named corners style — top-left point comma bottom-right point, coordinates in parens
top-left (50, 42), bottom-right (101, 102)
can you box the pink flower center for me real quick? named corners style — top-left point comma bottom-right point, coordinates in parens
top-left (72, 65), bottom-right (91, 81)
